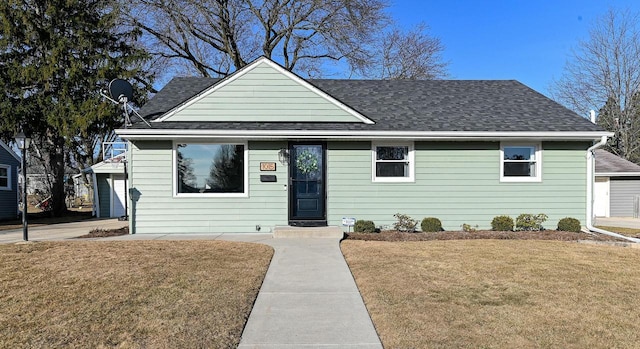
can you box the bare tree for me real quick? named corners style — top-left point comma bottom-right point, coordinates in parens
top-left (124, 0), bottom-right (448, 79)
top-left (550, 8), bottom-right (640, 162)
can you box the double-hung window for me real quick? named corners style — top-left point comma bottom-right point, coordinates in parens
top-left (0, 165), bottom-right (9, 190)
top-left (500, 143), bottom-right (541, 182)
top-left (174, 142), bottom-right (248, 197)
top-left (372, 142), bottom-right (415, 182)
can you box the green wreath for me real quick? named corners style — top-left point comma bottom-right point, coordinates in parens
top-left (296, 149), bottom-right (319, 175)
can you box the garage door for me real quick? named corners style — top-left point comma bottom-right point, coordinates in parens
top-left (610, 177), bottom-right (640, 217)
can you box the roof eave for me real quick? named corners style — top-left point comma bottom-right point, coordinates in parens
top-left (116, 129), bottom-right (613, 141)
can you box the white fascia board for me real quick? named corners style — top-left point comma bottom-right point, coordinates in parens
top-left (153, 57), bottom-right (375, 125)
top-left (596, 172), bottom-right (640, 177)
top-left (117, 129), bottom-right (612, 141)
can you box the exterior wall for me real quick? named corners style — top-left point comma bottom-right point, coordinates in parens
top-left (610, 177), bottom-right (640, 217)
top-left (96, 173), bottom-right (111, 218)
top-left (326, 141), bottom-right (589, 230)
top-left (167, 61), bottom-right (361, 123)
top-left (129, 140), bottom-right (288, 234)
top-left (0, 149), bottom-right (19, 220)
top-left (128, 139), bottom-right (589, 233)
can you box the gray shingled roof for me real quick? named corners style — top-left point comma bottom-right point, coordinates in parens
top-left (595, 149), bottom-right (640, 174)
top-left (134, 77), bottom-right (605, 133)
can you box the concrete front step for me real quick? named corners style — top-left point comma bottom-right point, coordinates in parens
top-left (273, 226), bottom-right (344, 238)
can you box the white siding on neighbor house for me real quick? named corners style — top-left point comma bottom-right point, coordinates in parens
top-left (163, 61), bottom-right (363, 123)
top-left (610, 178), bottom-right (640, 217)
top-left (129, 140), bottom-right (288, 234)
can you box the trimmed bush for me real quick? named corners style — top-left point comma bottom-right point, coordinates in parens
top-left (354, 220), bottom-right (376, 233)
top-left (491, 215), bottom-right (514, 231)
top-left (393, 213), bottom-right (418, 232)
top-left (421, 217), bottom-right (443, 232)
top-left (557, 217), bottom-right (581, 232)
top-left (516, 213), bottom-right (548, 231)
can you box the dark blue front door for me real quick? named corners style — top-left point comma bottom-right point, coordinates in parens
top-left (289, 143), bottom-right (326, 226)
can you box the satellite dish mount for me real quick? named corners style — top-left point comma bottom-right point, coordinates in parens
top-left (100, 79), bottom-right (151, 128)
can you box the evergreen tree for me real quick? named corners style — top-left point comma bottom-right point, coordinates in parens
top-left (0, 0), bottom-right (152, 215)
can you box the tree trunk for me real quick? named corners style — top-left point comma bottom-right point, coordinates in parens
top-left (48, 136), bottom-right (68, 217)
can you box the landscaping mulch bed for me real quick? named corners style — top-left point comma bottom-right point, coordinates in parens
top-left (76, 226), bottom-right (129, 238)
top-left (345, 230), bottom-right (626, 242)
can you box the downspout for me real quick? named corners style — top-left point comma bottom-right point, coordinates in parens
top-left (92, 172), bottom-right (100, 218)
top-left (585, 110), bottom-right (640, 243)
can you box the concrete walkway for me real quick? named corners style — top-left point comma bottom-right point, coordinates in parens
top-left (0, 218), bottom-right (126, 244)
top-left (238, 238), bottom-right (382, 349)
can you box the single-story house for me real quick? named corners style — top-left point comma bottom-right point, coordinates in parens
top-left (594, 149), bottom-right (640, 217)
top-left (0, 141), bottom-right (20, 220)
top-left (116, 57), bottom-right (610, 234)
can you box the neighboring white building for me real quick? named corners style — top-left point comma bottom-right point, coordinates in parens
top-left (594, 149), bottom-right (640, 217)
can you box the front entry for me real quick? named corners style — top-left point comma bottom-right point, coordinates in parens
top-left (289, 143), bottom-right (327, 226)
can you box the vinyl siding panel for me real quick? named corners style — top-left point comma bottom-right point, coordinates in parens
top-left (326, 141), bottom-right (588, 230)
top-left (129, 140), bottom-right (288, 234)
top-left (610, 177), bottom-right (640, 217)
top-left (165, 62), bottom-right (362, 123)
top-left (0, 149), bottom-right (19, 220)
top-left (128, 140), bottom-right (589, 233)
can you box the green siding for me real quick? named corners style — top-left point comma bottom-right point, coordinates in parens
top-left (129, 140), bottom-right (590, 233)
top-left (129, 140), bottom-right (288, 234)
top-left (97, 174), bottom-right (111, 218)
top-left (166, 62), bottom-right (363, 123)
top-left (326, 141), bottom-right (588, 230)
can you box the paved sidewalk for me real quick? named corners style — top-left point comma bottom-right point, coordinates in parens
top-left (0, 218), bottom-right (126, 244)
top-left (595, 217), bottom-right (640, 229)
top-left (238, 238), bottom-right (382, 349)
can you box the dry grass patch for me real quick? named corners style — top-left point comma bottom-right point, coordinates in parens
top-left (342, 240), bottom-right (640, 349)
top-left (0, 241), bottom-right (273, 348)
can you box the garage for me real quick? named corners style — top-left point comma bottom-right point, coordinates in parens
top-left (594, 149), bottom-right (640, 217)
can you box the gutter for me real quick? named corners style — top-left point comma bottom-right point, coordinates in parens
top-left (585, 110), bottom-right (640, 243)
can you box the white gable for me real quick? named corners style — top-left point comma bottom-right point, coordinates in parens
top-left (155, 58), bottom-right (373, 124)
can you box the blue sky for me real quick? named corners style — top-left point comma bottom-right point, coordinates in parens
top-left (388, 0), bottom-right (640, 97)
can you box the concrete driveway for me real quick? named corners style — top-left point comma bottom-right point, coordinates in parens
top-left (0, 218), bottom-right (127, 244)
top-left (595, 217), bottom-right (640, 229)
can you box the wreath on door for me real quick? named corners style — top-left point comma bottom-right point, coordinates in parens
top-left (296, 149), bottom-right (319, 175)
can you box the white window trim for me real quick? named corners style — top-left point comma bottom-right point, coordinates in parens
top-left (500, 142), bottom-right (542, 183)
top-left (372, 142), bottom-right (415, 183)
top-left (0, 164), bottom-right (10, 191)
top-left (172, 141), bottom-right (249, 198)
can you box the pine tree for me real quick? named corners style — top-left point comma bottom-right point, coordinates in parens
top-left (0, 0), bottom-right (152, 215)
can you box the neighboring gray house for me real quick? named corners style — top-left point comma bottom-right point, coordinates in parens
top-left (0, 141), bottom-right (20, 220)
top-left (594, 149), bottom-right (640, 217)
top-left (116, 57), bottom-right (610, 234)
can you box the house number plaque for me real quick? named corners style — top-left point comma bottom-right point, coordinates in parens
top-left (260, 162), bottom-right (276, 171)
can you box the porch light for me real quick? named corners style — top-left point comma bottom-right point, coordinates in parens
top-left (278, 148), bottom-right (290, 165)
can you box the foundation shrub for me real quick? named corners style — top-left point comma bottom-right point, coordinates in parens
top-left (557, 217), bottom-right (581, 232)
top-left (491, 215), bottom-right (514, 231)
top-left (354, 220), bottom-right (376, 233)
top-left (421, 217), bottom-right (443, 232)
top-left (516, 213), bottom-right (548, 231)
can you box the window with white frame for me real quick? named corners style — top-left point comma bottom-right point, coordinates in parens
top-left (500, 143), bottom-right (541, 182)
top-left (0, 165), bottom-right (9, 190)
top-left (174, 142), bottom-right (248, 196)
top-left (372, 142), bottom-right (415, 182)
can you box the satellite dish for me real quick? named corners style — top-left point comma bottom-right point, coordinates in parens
top-left (108, 79), bottom-right (134, 103)
top-left (100, 78), bottom-right (151, 129)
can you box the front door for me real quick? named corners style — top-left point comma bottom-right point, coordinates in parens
top-left (289, 143), bottom-right (326, 226)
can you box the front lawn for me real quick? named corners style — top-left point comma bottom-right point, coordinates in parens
top-left (0, 241), bottom-right (273, 348)
top-left (342, 240), bottom-right (640, 348)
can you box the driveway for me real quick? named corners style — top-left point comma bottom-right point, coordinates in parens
top-left (0, 218), bottom-right (127, 244)
top-left (595, 217), bottom-right (640, 229)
